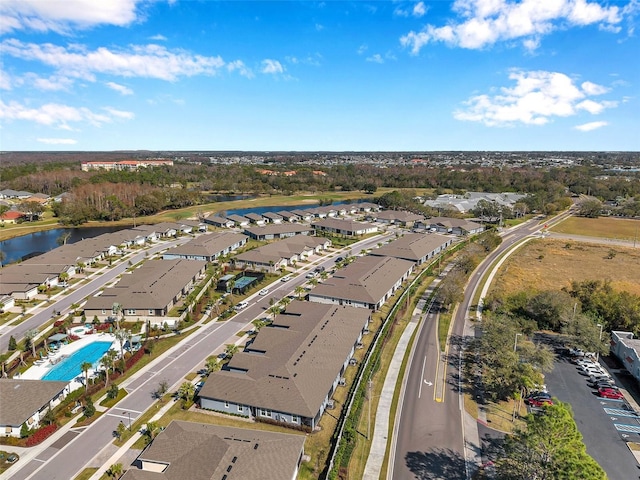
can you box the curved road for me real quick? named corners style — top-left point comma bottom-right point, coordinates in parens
top-left (391, 213), bottom-right (567, 479)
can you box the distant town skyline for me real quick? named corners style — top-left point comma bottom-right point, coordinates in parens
top-left (1, 1), bottom-right (638, 152)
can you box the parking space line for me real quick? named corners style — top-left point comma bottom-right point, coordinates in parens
top-left (604, 408), bottom-right (640, 419)
top-left (614, 423), bottom-right (640, 434)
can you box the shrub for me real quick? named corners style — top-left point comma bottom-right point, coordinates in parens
top-left (25, 424), bottom-right (57, 447)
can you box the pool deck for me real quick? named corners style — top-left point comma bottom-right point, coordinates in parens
top-left (19, 333), bottom-right (116, 382)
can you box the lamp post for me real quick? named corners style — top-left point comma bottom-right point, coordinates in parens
top-left (514, 333), bottom-right (522, 353)
top-left (596, 324), bottom-right (604, 361)
top-left (122, 411), bottom-right (131, 431)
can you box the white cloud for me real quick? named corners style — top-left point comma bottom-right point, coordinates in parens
top-left (315, 23), bottom-right (324, 31)
top-left (401, 0), bottom-right (624, 53)
top-left (0, 69), bottom-right (12, 90)
top-left (37, 137), bottom-right (78, 145)
top-left (261, 59), bottom-right (284, 75)
top-left (454, 69), bottom-right (618, 126)
top-left (357, 44), bottom-right (368, 55)
top-left (103, 107), bottom-right (135, 119)
top-left (0, 99), bottom-right (132, 128)
top-left (149, 34), bottom-right (167, 41)
top-left (105, 81), bottom-right (133, 95)
top-left (1, 40), bottom-right (227, 81)
top-left (0, 0), bottom-right (140, 34)
top-left (227, 60), bottom-right (254, 78)
top-left (574, 120), bottom-right (608, 131)
top-left (30, 74), bottom-right (73, 91)
top-left (413, 2), bottom-right (428, 17)
top-left (366, 54), bottom-right (384, 63)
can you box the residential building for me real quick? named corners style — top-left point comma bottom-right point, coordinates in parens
top-left (243, 224), bottom-right (313, 241)
top-left (226, 214), bottom-right (250, 227)
top-left (83, 259), bottom-right (206, 326)
top-left (234, 236), bottom-right (330, 272)
top-left (0, 211), bottom-right (25, 223)
top-left (162, 232), bottom-right (248, 262)
top-left (370, 233), bottom-right (453, 264)
top-left (423, 217), bottom-right (484, 236)
top-left (309, 256), bottom-right (414, 310)
top-left (312, 218), bottom-right (378, 236)
top-left (370, 210), bottom-right (424, 227)
top-left (244, 213), bottom-right (266, 226)
top-left (277, 210), bottom-right (300, 223)
top-left (121, 421), bottom-right (305, 480)
top-left (0, 379), bottom-right (69, 437)
top-left (81, 160), bottom-right (173, 171)
top-left (204, 215), bottom-right (235, 228)
top-left (262, 212), bottom-right (283, 224)
top-left (198, 302), bottom-right (370, 430)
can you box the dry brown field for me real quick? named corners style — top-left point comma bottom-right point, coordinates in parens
top-left (551, 216), bottom-right (640, 241)
top-left (491, 238), bottom-right (640, 297)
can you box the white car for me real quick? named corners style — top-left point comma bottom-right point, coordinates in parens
top-left (235, 301), bottom-right (248, 311)
top-left (259, 288), bottom-right (269, 296)
top-left (281, 274), bottom-right (291, 282)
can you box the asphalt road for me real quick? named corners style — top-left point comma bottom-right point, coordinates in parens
top-left (545, 349), bottom-right (640, 480)
top-left (391, 214), bottom-right (561, 479)
top-left (7, 231), bottom-right (394, 480)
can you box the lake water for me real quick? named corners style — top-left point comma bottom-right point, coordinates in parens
top-left (0, 226), bottom-right (126, 266)
top-left (0, 199), bottom-right (367, 265)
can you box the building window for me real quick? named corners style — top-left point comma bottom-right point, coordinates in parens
top-left (259, 408), bottom-right (272, 418)
top-left (101, 309), bottom-right (106, 314)
top-left (148, 309), bottom-right (154, 315)
top-left (127, 309), bottom-right (136, 315)
top-left (224, 401), bottom-right (229, 408)
top-left (292, 415), bottom-right (299, 423)
top-left (237, 405), bottom-right (243, 412)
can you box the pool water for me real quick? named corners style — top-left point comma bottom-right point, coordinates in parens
top-left (42, 341), bottom-right (114, 382)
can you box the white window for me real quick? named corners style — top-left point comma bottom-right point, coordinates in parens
top-left (101, 309), bottom-right (106, 314)
top-left (237, 405), bottom-right (243, 412)
top-left (292, 415), bottom-right (299, 423)
top-left (224, 401), bottom-right (229, 408)
top-left (259, 408), bottom-right (272, 418)
top-left (148, 309), bottom-right (153, 315)
top-left (127, 309), bottom-right (135, 315)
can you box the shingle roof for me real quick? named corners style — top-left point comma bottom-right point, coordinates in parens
top-left (310, 256), bottom-right (413, 305)
top-left (166, 232), bottom-right (247, 257)
top-left (0, 379), bottom-right (68, 426)
top-left (373, 210), bottom-right (424, 222)
top-left (121, 420), bottom-right (305, 480)
top-left (243, 224), bottom-right (312, 237)
top-left (370, 233), bottom-right (451, 262)
top-left (199, 302), bottom-right (370, 418)
top-left (312, 217), bottom-right (378, 234)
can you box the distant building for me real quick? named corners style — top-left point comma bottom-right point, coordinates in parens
top-left (423, 217), bottom-right (484, 236)
top-left (370, 233), bottom-right (453, 264)
top-left (162, 232), bottom-right (248, 262)
top-left (312, 218), bottom-right (378, 237)
top-left (610, 331), bottom-right (640, 383)
top-left (80, 160), bottom-right (173, 172)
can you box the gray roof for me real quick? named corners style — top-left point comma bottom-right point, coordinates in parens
top-left (370, 233), bottom-right (451, 262)
top-left (426, 216), bottom-right (482, 231)
top-left (244, 213), bottom-right (264, 221)
top-left (243, 224), bottom-right (312, 237)
top-left (262, 212), bottom-right (283, 220)
top-left (0, 379), bottom-right (68, 426)
top-left (199, 302), bottom-right (370, 418)
top-left (312, 218), bottom-right (378, 234)
top-left (311, 256), bottom-right (414, 305)
top-left (373, 210), bottom-right (424, 222)
top-left (166, 232), bottom-right (247, 258)
top-left (121, 420), bottom-right (305, 480)
top-left (226, 214), bottom-right (249, 224)
top-left (235, 236), bottom-right (328, 264)
top-left (84, 259), bottom-right (206, 311)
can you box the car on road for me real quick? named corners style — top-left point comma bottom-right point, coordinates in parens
top-left (259, 288), bottom-right (269, 296)
top-left (305, 272), bottom-right (317, 279)
top-left (335, 256), bottom-right (344, 263)
top-left (281, 274), bottom-right (291, 282)
top-left (598, 387), bottom-right (624, 399)
top-left (234, 301), bottom-right (248, 311)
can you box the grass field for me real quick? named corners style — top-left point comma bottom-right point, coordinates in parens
top-left (551, 216), bottom-right (640, 241)
top-left (490, 238), bottom-right (640, 296)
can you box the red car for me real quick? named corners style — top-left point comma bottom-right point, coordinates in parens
top-left (526, 397), bottom-right (553, 407)
top-left (598, 387), bottom-right (623, 399)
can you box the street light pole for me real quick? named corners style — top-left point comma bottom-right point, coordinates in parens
top-left (514, 333), bottom-right (522, 352)
top-left (122, 411), bottom-right (131, 431)
top-left (596, 324), bottom-right (604, 361)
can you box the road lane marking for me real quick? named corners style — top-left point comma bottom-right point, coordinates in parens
top-left (418, 356), bottom-right (426, 398)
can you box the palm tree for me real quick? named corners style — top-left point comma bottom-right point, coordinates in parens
top-left (294, 285), bottom-right (305, 300)
top-left (81, 361), bottom-right (92, 392)
top-left (205, 356), bottom-right (220, 375)
top-left (111, 302), bottom-right (123, 330)
top-left (309, 278), bottom-right (319, 288)
top-left (224, 344), bottom-right (239, 360)
top-left (268, 304), bottom-right (280, 323)
top-left (113, 329), bottom-right (131, 361)
top-left (279, 296), bottom-right (291, 312)
top-left (25, 329), bottom-right (38, 358)
top-left (106, 463), bottom-right (122, 479)
top-left (100, 350), bottom-right (117, 387)
top-left (177, 381), bottom-right (195, 402)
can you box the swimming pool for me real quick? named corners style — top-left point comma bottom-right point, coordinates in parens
top-left (42, 341), bottom-right (114, 382)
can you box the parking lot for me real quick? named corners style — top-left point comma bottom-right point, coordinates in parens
top-left (545, 348), bottom-right (640, 480)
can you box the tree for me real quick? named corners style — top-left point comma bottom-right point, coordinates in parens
top-left (42, 407), bottom-right (55, 426)
top-left (294, 285), bottom-right (305, 300)
top-left (144, 421), bottom-right (159, 442)
top-left (267, 304), bottom-right (280, 323)
top-left (113, 329), bottom-right (131, 362)
top-left (57, 232), bottom-right (72, 246)
top-left (496, 402), bottom-right (606, 480)
top-left (111, 302), bottom-right (123, 330)
top-left (84, 396), bottom-right (96, 418)
top-left (177, 381), bottom-right (195, 402)
top-left (106, 463), bottom-right (123, 479)
top-left (362, 183), bottom-right (377, 194)
top-left (224, 343), bottom-right (239, 360)
top-left (107, 383), bottom-right (119, 399)
top-left (155, 380), bottom-right (169, 399)
top-left (116, 421), bottom-right (126, 440)
top-left (81, 361), bottom-right (93, 392)
top-left (279, 296), bottom-right (291, 312)
top-left (8, 335), bottom-right (17, 351)
top-left (17, 200), bottom-right (44, 221)
top-left (577, 198), bottom-right (603, 218)
top-left (100, 349), bottom-right (117, 387)
top-left (24, 329), bottom-right (39, 358)
top-left (205, 356), bottom-right (221, 375)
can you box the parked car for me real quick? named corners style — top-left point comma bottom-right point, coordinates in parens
top-left (591, 380), bottom-right (617, 390)
top-left (526, 397), bottom-right (554, 407)
top-left (258, 288), bottom-right (269, 296)
top-left (587, 374), bottom-right (614, 385)
top-left (598, 387), bottom-right (624, 399)
top-left (305, 272), bottom-right (317, 279)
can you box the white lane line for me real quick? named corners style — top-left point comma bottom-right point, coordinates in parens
top-left (418, 355), bottom-right (426, 399)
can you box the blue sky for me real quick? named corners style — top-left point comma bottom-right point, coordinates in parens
top-left (1, 0), bottom-right (638, 151)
